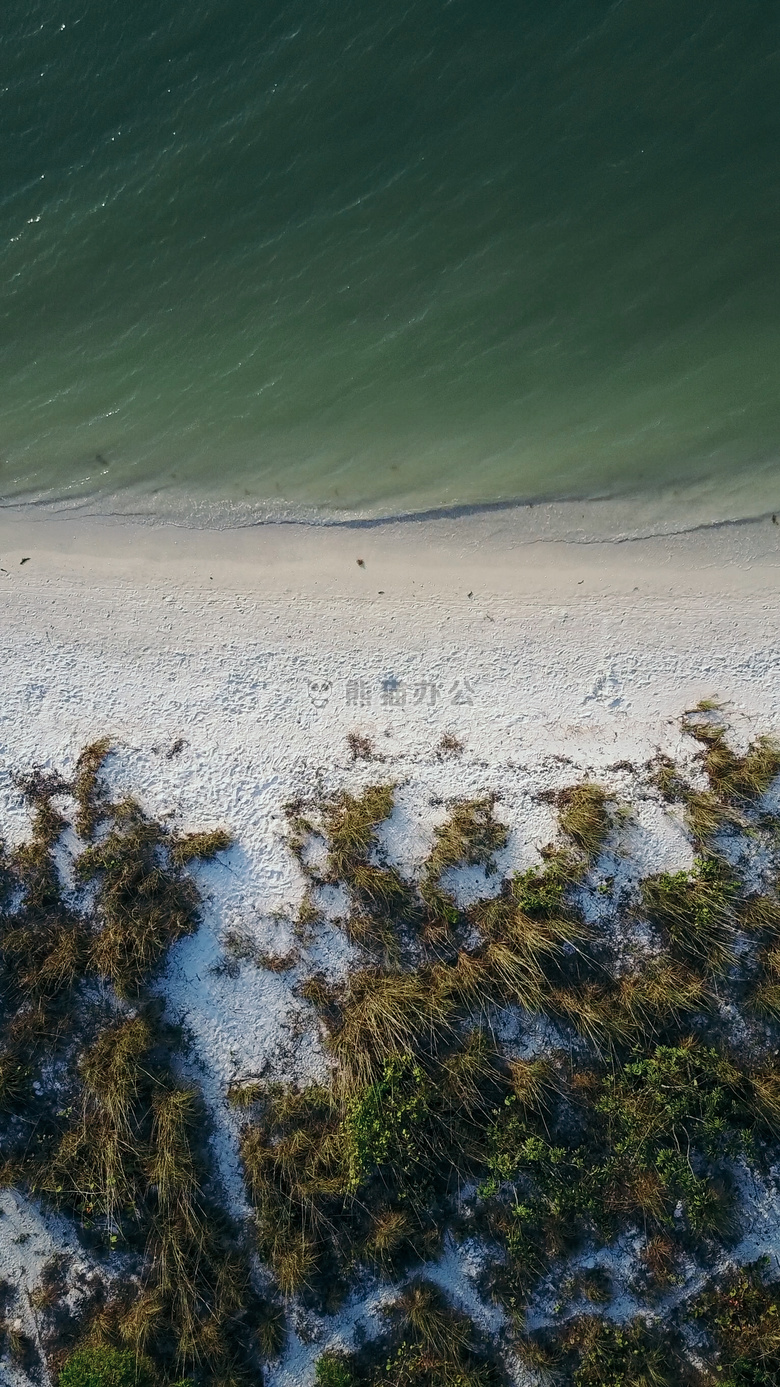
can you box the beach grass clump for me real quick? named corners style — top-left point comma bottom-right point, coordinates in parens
top-left (34, 1011), bottom-right (263, 1380)
top-left (78, 798), bottom-right (230, 995)
top-left (2, 771), bottom-right (86, 1005)
top-left (466, 853), bottom-right (590, 1019)
top-left (227, 1080), bottom-right (265, 1109)
top-left (40, 1014), bottom-right (155, 1233)
top-left (239, 1035), bottom-right (507, 1299)
top-left (650, 753), bottom-right (739, 844)
top-left (423, 796), bottom-right (508, 882)
top-left (71, 737), bottom-right (114, 839)
top-left (641, 855), bottom-right (737, 974)
top-left (0, 774), bottom-right (89, 1120)
top-left (636, 1233), bottom-right (683, 1295)
top-left (654, 707), bottom-right (780, 846)
top-left (319, 785), bottom-right (396, 880)
top-left (239, 1081), bottom-right (346, 1294)
top-left (740, 897), bottom-right (780, 1022)
top-left (684, 789), bottom-right (744, 846)
top-left (683, 706), bottom-right (780, 803)
top-left (69, 737), bottom-right (232, 993)
top-left (419, 796), bottom-right (509, 932)
top-left (612, 960), bottom-right (710, 1036)
top-left (475, 859), bottom-right (584, 957)
top-left (506, 1056), bottom-right (557, 1112)
top-left (322, 967), bottom-right (454, 1091)
top-left (288, 785), bottom-right (416, 957)
top-left (548, 959), bottom-right (710, 1051)
top-left (750, 971), bottom-right (780, 1023)
top-left (169, 827), bottom-right (232, 867)
top-left (555, 783), bottom-right (614, 860)
top-left (739, 893), bottom-right (780, 937)
top-left (375, 1280), bottom-right (501, 1386)
top-left (549, 982), bottom-right (641, 1050)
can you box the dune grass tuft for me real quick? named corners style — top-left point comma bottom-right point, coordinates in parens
top-left (655, 707), bottom-right (780, 847)
top-left (418, 796), bottom-right (509, 933)
top-left (78, 800), bottom-right (231, 994)
top-left (556, 782), bottom-right (614, 859)
top-left (287, 784), bottom-right (417, 958)
top-left (71, 736), bottom-right (113, 839)
top-left (641, 855), bottom-right (737, 974)
top-left (325, 968), bottom-right (454, 1090)
top-left (239, 1029), bottom-right (506, 1301)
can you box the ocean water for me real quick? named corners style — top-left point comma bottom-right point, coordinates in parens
top-left (2, 1), bottom-right (779, 529)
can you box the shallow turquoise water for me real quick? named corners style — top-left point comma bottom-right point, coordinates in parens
top-left (1, 2), bottom-right (779, 524)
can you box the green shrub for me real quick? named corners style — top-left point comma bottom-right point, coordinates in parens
top-left (692, 1259), bottom-right (780, 1386)
top-left (343, 1055), bottom-right (432, 1191)
top-left (562, 1316), bottom-right (682, 1386)
top-left (59, 1346), bottom-right (156, 1387)
top-left (315, 1350), bottom-right (355, 1386)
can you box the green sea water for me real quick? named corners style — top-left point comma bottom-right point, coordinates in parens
top-left (2, 1), bottom-right (779, 527)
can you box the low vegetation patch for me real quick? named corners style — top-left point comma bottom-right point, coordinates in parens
top-left (3, 708), bottom-right (780, 1386)
top-left (0, 745), bottom-right (268, 1385)
top-left (314, 1280), bottom-right (504, 1386)
top-left (58, 1346), bottom-right (157, 1387)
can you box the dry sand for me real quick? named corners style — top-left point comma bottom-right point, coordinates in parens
top-left (2, 504), bottom-right (779, 793)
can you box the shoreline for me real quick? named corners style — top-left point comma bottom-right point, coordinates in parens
top-left (4, 468), bottom-right (780, 544)
top-left (1, 500), bottom-right (779, 607)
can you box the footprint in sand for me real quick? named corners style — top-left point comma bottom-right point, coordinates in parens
top-left (583, 665), bottom-right (624, 709)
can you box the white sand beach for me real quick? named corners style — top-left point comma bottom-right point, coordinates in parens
top-left (2, 505), bottom-right (780, 1383)
top-left (2, 504), bottom-right (780, 782)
